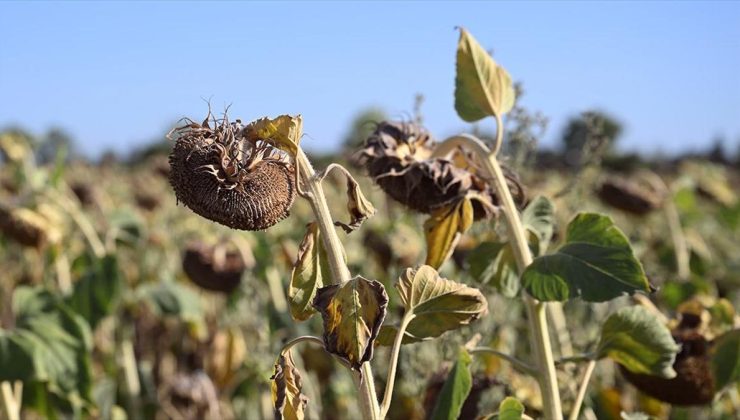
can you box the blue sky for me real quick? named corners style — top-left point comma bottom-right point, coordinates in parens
top-left (1, 1), bottom-right (739, 157)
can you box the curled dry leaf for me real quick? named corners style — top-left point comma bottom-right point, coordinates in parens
top-left (313, 276), bottom-right (388, 369)
top-left (169, 111), bottom-right (296, 231)
top-left (395, 265), bottom-right (488, 341)
top-left (335, 175), bottom-right (376, 233)
top-left (289, 223), bottom-right (324, 321)
top-left (271, 351), bottom-right (308, 420)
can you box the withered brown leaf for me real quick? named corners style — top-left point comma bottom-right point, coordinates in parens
top-left (271, 351), bottom-right (308, 420)
top-left (313, 276), bottom-right (388, 369)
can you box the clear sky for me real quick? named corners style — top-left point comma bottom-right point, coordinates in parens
top-left (1, 1), bottom-right (739, 157)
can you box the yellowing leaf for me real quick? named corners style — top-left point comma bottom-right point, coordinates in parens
top-left (245, 115), bottom-right (303, 156)
top-left (289, 223), bottom-right (324, 321)
top-left (424, 198), bottom-right (473, 269)
top-left (395, 265), bottom-right (487, 340)
top-left (313, 276), bottom-right (388, 369)
top-left (455, 28), bottom-right (516, 122)
top-left (270, 351), bottom-right (308, 420)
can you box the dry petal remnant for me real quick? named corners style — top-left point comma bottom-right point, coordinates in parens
top-left (169, 114), bottom-right (296, 231)
top-left (358, 121), bottom-right (524, 219)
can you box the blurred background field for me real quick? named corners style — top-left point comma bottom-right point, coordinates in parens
top-left (1, 1), bottom-right (739, 419)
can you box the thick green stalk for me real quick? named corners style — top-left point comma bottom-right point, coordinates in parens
top-left (295, 149), bottom-right (380, 420)
top-left (434, 131), bottom-right (563, 419)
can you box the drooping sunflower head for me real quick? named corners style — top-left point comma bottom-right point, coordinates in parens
top-left (182, 241), bottom-right (248, 294)
top-left (358, 120), bottom-right (525, 219)
top-left (169, 113), bottom-right (296, 231)
top-left (596, 176), bottom-right (664, 216)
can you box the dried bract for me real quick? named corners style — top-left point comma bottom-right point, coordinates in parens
top-left (358, 121), bottom-right (524, 219)
top-left (169, 113), bottom-right (296, 231)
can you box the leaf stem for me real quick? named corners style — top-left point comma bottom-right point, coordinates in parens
top-left (0, 381), bottom-right (22, 420)
top-left (555, 354), bottom-right (596, 366)
top-left (468, 347), bottom-right (537, 376)
top-left (294, 148), bottom-right (380, 420)
top-left (280, 335), bottom-right (324, 355)
top-left (568, 359), bottom-right (596, 420)
top-left (433, 133), bottom-right (563, 420)
top-left (379, 312), bottom-right (415, 418)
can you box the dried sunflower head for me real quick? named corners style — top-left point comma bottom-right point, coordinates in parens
top-left (169, 113), bottom-right (296, 231)
top-left (358, 121), bottom-right (524, 219)
top-left (182, 241), bottom-right (246, 294)
top-left (0, 204), bottom-right (58, 248)
top-left (620, 329), bottom-right (715, 405)
top-left (596, 176), bottom-right (663, 216)
top-left (619, 304), bottom-right (719, 406)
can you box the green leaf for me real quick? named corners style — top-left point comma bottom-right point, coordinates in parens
top-left (396, 265), bottom-right (488, 340)
top-left (455, 27), bottom-right (515, 122)
top-left (498, 396), bottom-right (525, 420)
top-left (375, 325), bottom-right (425, 346)
top-left (430, 349), bottom-right (473, 420)
top-left (289, 223), bottom-right (324, 321)
top-left (0, 287), bottom-right (93, 411)
top-left (270, 351), bottom-right (308, 420)
top-left (467, 241), bottom-right (519, 297)
top-left (597, 306), bottom-right (679, 378)
top-left (137, 280), bottom-right (203, 325)
top-left (522, 213), bottom-right (650, 302)
top-left (521, 196), bottom-right (555, 256)
top-left (710, 329), bottom-right (740, 389)
top-left (313, 276), bottom-right (388, 369)
top-left (67, 254), bottom-right (123, 329)
top-left (424, 198), bottom-right (473, 269)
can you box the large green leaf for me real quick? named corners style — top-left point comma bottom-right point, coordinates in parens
top-left (396, 265), bottom-right (488, 340)
top-left (597, 306), bottom-right (679, 378)
top-left (455, 28), bottom-right (516, 122)
top-left (313, 276), bottom-right (388, 369)
top-left (710, 329), bottom-right (740, 389)
top-left (522, 213), bottom-right (650, 302)
top-left (67, 254), bottom-right (124, 329)
top-left (430, 349), bottom-right (473, 420)
top-left (0, 287), bottom-right (93, 413)
top-left (289, 223), bottom-right (324, 321)
top-left (467, 241), bottom-right (519, 297)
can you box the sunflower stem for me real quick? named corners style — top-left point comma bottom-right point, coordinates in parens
top-left (295, 148), bottom-right (380, 420)
top-left (434, 133), bottom-right (563, 420)
top-left (380, 312), bottom-right (415, 418)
